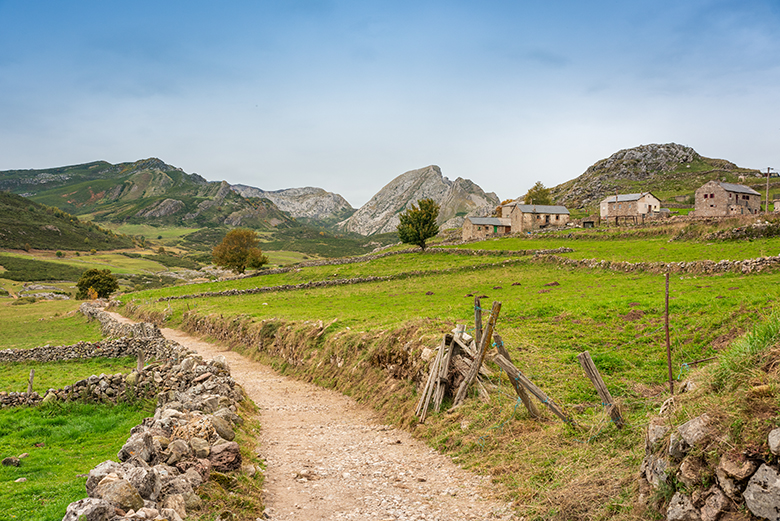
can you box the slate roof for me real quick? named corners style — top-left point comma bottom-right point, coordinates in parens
top-left (601, 192), bottom-right (657, 203)
top-left (717, 182), bottom-right (761, 196)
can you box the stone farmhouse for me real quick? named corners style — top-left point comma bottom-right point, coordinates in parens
top-left (694, 181), bottom-right (761, 217)
top-left (599, 192), bottom-right (661, 220)
top-left (461, 216), bottom-right (511, 241)
top-left (501, 202), bottom-right (570, 233)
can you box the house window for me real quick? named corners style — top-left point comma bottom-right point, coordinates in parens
top-left (704, 194), bottom-right (708, 199)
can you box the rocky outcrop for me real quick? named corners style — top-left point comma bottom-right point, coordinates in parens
top-left (135, 199), bottom-right (186, 218)
top-left (337, 165), bottom-right (498, 235)
top-left (231, 185), bottom-right (355, 223)
top-left (551, 144), bottom-right (702, 209)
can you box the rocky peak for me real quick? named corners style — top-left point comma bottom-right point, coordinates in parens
top-left (337, 165), bottom-right (498, 236)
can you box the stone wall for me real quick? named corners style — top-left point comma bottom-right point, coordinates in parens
top-left (153, 247), bottom-right (574, 303)
top-left (640, 411), bottom-right (780, 520)
top-left (0, 303), bottom-right (252, 520)
top-left (535, 253), bottom-right (780, 275)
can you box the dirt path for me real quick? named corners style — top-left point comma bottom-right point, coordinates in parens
top-left (108, 313), bottom-right (516, 520)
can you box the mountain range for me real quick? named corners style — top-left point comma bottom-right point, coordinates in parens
top-left (0, 160), bottom-right (498, 236)
top-left (0, 143), bottom-right (768, 244)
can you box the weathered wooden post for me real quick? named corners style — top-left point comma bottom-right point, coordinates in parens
top-left (494, 334), bottom-right (539, 418)
top-left (474, 295), bottom-right (483, 347)
top-left (492, 353), bottom-right (573, 425)
top-left (576, 351), bottom-right (624, 428)
top-left (452, 300), bottom-right (501, 408)
top-left (27, 369), bottom-right (34, 394)
top-left (665, 273), bottom-right (673, 395)
top-left (137, 349), bottom-right (145, 373)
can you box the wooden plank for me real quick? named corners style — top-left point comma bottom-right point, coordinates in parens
top-left (416, 335), bottom-right (446, 422)
top-left (474, 295), bottom-right (483, 348)
top-left (576, 351), bottom-right (624, 428)
top-left (492, 353), bottom-right (573, 425)
top-left (434, 329), bottom-right (459, 411)
top-left (27, 369), bottom-right (34, 394)
top-left (493, 334), bottom-right (539, 419)
top-left (137, 349), bottom-right (145, 373)
top-left (415, 342), bottom-right (440, 417)
top-left (452, 301), bottom-right (501, 407)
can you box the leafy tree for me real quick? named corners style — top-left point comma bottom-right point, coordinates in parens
top-left (212, 229), bottom-right (269, 274)
top-left (397, 198), bottom-right (440, 251)
top-left (76, 269), bottom-right (119, 299)
top-left (523, 181), bottom-right (552, 205)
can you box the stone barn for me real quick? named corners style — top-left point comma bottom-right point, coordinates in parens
top-left (599, 192), bottom-right (660, 220)
top-left (499, 203), bottom-right (570, 233)
top-left (461, 216), bottom-right (511, 241)
top-left (694, 181), bottom-right (761, 217)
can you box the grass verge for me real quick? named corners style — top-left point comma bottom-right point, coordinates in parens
top-left (0, 400), bottom-right (155, 521)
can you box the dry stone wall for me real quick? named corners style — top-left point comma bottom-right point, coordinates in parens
top-left (536, 253), bottom-right (780, 276)
top-left (0, 303), bottom-right (252, 520)
top-left (640, 410), bottom-right (780, 520)
top-left (155, 247), bottom-right (574, 302)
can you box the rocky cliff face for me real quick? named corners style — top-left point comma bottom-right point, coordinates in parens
top-left (549, 143), bottom-right (756, 210)
top-left (231, 185), bottom-right (355, 224)
top-left (337, 165), bottom-right (498, 236)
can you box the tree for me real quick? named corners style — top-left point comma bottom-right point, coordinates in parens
top-left (523, 181), bottom-right (552, 205)
top-left (76, 269), bottom-right (119, 299)
top-left (212, 229), bottom-right (269, 274)
top-left (397, 198), bottom-right (440, 251)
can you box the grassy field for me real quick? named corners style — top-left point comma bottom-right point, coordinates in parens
top-left (115, 224), bottom-right (780, 520)
top-left (0, 401), bottom-right (155, 521)
top-left (0, 357), bottom-right (137, 393)
top-left (0, 300), bottom-right (102, 349)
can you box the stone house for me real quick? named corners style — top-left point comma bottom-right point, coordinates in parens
top-left (500, 203), bottom-right (570, 233)
top-left (694, 181), bottom-right (761, 216)
top-left (461, 216), bottom-right (511, 241)
top-left (599, 192), bottom-right (661, 220)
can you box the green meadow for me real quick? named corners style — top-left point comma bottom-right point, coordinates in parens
top-left (0, 300), bottom-right (102, 349)
top-left (0, 402), bottom-right (155, 521)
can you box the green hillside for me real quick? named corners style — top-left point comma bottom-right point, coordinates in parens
top-left (0, 191), bottom-right (133, 251)
top-left (0, 158), bottom-right (294, 230)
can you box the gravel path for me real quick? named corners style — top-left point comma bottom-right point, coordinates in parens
top-left (109, 313), bottom-right (516, 520)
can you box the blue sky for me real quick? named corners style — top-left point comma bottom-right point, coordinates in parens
top-left (1, 1), bottom-right (778, 207)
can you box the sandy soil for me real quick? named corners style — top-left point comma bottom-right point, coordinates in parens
top-left (108, 312), bottom-right (516, 520)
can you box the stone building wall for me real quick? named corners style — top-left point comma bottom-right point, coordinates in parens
top-left (695, 181), bottom-right (761, 217)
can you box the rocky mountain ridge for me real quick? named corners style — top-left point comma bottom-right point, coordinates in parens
top-left (337, 165), bottom-right (499, 235)
top-left (230, 184), bottom-right (355, 225)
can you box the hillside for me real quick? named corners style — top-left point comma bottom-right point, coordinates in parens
top-left (0, 191), bottom-right (133, 251)
top-left (337, 165), bottom-right (499, 235)
top-left (550, 143), bottom-right (763, 209)
top-left (231, 185), bottom-right (355, 228)
top-left (0, 159), bottom-right (294, 230)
